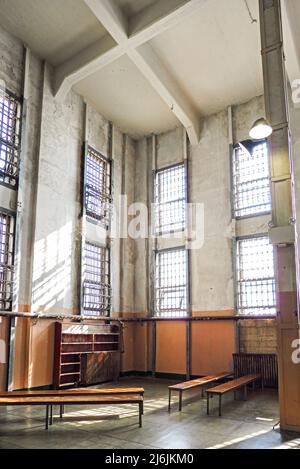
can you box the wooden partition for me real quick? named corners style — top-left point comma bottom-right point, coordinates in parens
top-left (156, 321), bottom-right (186, 375)
top-left (191, 321), bottom-right (235, 376)
top-left (0, 317), bottom-right (9, 391)
top-left (120, 316), bottom-right (278, 378)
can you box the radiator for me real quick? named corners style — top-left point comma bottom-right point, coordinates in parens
top-left (233, 353), bottom-right (278, 388)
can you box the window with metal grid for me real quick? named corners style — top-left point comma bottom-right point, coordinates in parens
top-left (236, 236), bottom-right (276, 316)
top-left (0, 89), bottom-right (21, 187)
top-left (83, 242), bottom-right (111, 317)
top-left (154, 164), bottom-right (186, 234)
top-left (85, 147), bottom-right (111, 224)
top-left (154, 248), bottom-right (188, 317)
top-left (232, 142), bottom-right (271, 218)
top-left (0, 212), bottom-right (14, 310)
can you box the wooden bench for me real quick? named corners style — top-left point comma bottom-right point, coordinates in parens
top-left (206, 373), bottom-right (262, 416)
top-left (0, 394), bottom-right (143, 430)
top-left (168, 372), bottom-right (232, 411)
top-left (0, 387), bottom-right (145, 419)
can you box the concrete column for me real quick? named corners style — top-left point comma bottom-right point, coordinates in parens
top-left (259, 0), bottom-right (300, 432)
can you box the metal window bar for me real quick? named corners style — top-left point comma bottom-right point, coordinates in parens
top-left (83, 242), bottom-right (111, 317)
top-left (154, 248), bottom-right (188, 318)
top-left (236, 236), bottom-right (276, 316)
top-left (0, 212), bottom-right (14, 310)
top-left (154, 164), bottom-right (186, 234)
top-left (85, 147), bottom-right (112, 225)
top-left (232, 142), bottom-right (271, 218)
top-left (0, 90), bottom-right (21, 187)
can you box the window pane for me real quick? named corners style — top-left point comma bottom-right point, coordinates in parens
top-left (0, 212), bottom-right (14, 311)
top-left (236, 236), bottom-right (276, 315)
top-left (154, 164), bottom-right (186, 234)
top-left (83, 242), bottom-right (111, 317)
top-left (85, 147), bottom-right (111, 224)
top-left (155, 248), bottom-right (188, 317)
top-left (0, 90), bottom-right (21, 187)
top-left (233, 143), bottom-right (271, 217)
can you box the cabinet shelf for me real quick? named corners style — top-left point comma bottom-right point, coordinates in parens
top-left (53, 321), bottom-right (121, 388)
top-left (62, 342), bottom-right (94, 345)
top-left (60, 372), bottom-right (81, 376)
top-left (61, 362), bottom-right (80, 366)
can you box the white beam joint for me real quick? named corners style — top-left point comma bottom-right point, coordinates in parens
top-left (55, 0), bottom-right (203, 144)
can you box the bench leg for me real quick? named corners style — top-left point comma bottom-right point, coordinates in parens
top-left (50, 405), bottom-right (53, 425)
top-left (244, 385), bottom-right (248, 401)
top-left (179, 390), bottom-right (183, 412)
top-left (60, 404), bottom-right (63, 419)
top-left (140, 393), bottom-right (144, 415)
top-left (45, 405), bottom-right (49, 430)
top-left (218, 395), bottom-right (222, 417)
top-left (201, 386), bottom-right (204, 399)
top-left (139, 402), bottom-right (143, 428)
top-left (168, 389), bottom-right (171, 412)
top-left (207, 393), bottom-right (210, 415)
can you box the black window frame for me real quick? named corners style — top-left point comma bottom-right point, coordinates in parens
top-left (84, 146), bottom-right (112, 226)
top-left (235, 234), bottom-right (276, 316)
top-left (0, 209), bottom-right (15, 311)
top-left (0, 87), bottom-right (22, 189)
top-left (154, 162), bottom-right (187, 235)
top-left (231, 141), bottom-right (272, 219)
top-left (154, 246), bottom-right (189, 318)
top-left (82, 240), bottom-right (111, 317)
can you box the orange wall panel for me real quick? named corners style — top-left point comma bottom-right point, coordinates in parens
top-left (156, 321), bottom-right (186, 374)
top-left (133, 323), bottom-right (149, 372)
top-left (121, 323), bottom-right (134, 372)
top-left (12, 318), bottom-right (29, 390)
top-left (191, 321), bottom-right (235, 375)
top-left (27, 320), bottom-right (54, 388)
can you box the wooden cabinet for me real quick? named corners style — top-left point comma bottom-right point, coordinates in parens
top-left (53, 322), bottom-right (121, 388)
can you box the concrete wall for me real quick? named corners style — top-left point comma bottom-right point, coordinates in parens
top-left (0, 20), bottom-right (281, 388)
top-left (232, 96), bottom-right (277, 353)
top-left (0, 23), bottom-right (137, 390)
top-left (31, 64), bottom-right (84, 314)
top-left (0, 25), bottom-right (24, 390)
top-left (128, 95), bottom-right (277, 376)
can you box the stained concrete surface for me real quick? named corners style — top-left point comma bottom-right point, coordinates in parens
top-left (0, 377), bottom-right (299, 449)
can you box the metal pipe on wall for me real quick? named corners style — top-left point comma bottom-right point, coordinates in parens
top-left (151, 135), bottom-right (157, 376)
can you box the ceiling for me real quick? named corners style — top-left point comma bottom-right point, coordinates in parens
top-left (149, 0), bottom-right (262, 116)
top-left (75, 0), bottom-right (263, 136)
top-left (75, 54), bottom-right (179, 138)
top-left (0, 0), bottom-right (108, 66)
top-left (0, 0), bottom-right (299, 140)
top-left (115, 0), bottom-right (157, 19)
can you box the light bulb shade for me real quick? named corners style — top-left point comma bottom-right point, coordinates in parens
top-left (249, 118), bottom-right (273, 140)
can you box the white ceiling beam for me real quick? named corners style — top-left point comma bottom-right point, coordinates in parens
top-left (54, 0), bottom-right (205, 103)
top-left (128, 45), bottom-right (200, 145)
top-left (128, 0), bottom-right (205, 41)
top-left (85, 0), bottom-right (128, 43)
top-left (54, 34), bottom-right (119, 101)
top-left (78, 0), bottom-right (201, 144)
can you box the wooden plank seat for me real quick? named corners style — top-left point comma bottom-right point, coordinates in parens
top-left (206, 373), bottom-right (262, 417)
top-left (0, 387), bottom-right (145, 419)
top-left (0, 394), bottom-right (143, 430)
top-left (168, 372), bottom-right (232, 411)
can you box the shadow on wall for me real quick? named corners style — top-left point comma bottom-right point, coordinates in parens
top-left (32, 221), bottom-right (73, 312)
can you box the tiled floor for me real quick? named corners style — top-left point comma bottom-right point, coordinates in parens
top-left (0, 377), bottom-right (299, 449)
